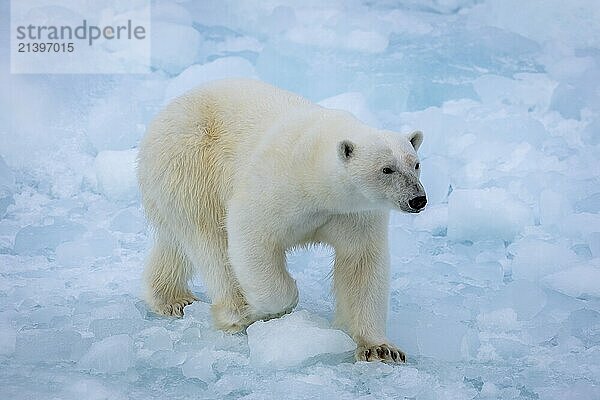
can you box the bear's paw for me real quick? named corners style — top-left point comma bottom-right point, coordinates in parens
top-left (211, 300), bottom-right (253, 334)
top-left (152, 293), bottom-right (198, 318)
top-left (356, 343), bottom-right (406, 364)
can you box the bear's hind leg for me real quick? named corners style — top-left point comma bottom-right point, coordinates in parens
top-left (144, 235), bottom-right (198, 317)
top-left (184, 231), bottom-right (252, 333)
top-left (227, 230), bottom-right (299, 320)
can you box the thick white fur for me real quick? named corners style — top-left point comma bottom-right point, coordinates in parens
top-left (137, 79), bottom-right (425, 362)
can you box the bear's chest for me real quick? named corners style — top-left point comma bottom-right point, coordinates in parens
top-left (278, 211), bottom-right (331, 247)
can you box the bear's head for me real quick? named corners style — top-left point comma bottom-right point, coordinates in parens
top-left (338, 130), bottom-right (427, 213)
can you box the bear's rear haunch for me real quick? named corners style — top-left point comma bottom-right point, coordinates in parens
top-left (137, 79), bottom-right (426, 363)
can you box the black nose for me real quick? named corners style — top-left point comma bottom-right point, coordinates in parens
top-left (409, 196), bottom-right (427, 210)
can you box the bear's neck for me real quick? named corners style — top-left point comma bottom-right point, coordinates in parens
top-left (298, 153), bottom-right (381, 214)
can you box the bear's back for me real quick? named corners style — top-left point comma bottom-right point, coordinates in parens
top-left (182, 79), bottom-right (311, 136)
top-left (147, 79), bottom-right (314, 158)
top-left (137, 79), bottom-right (317, 228)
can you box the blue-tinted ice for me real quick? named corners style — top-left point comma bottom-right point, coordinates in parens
top-left (1, 0), bottom-right (599, 399)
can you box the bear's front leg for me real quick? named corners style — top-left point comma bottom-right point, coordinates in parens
top-left (226, 209), bottom-right (299, 322)
top-left (322, 212), bottom-right (406, 363)
top-left (334, 248), bottom-right (406, 363)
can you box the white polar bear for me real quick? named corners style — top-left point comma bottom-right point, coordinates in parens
top-left (137, 79), bottom-right (426, 363)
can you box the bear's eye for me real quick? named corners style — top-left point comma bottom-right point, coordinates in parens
top-left (415, 162), bottom-right (420, 170)
top-left (382, 167), bottom-right (395, 174)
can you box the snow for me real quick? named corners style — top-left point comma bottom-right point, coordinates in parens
top-left (181, 347), bottom-right (217, 382)
top-left (151, 22), bottom-right (202, 75)
top-left (13, 217), bottom-right (86, 256)
top-left (15, 329), bottom-right (85, 363)
top-left (1, 0), bottom-right (600, 399)
top-left (140, 327), bottom-right (172, 351)
top-left (539, 188), bottom-right (572, 227)
top-left (565, 309), bottom-right (600, 349)
top-left (78, 334), bottom-right (135, 373)
top-left (544, 264), bottom-right (600, 299)
top-left (345, 30), bottom-right (389, 53)
top-left (488, 280), bottom-right (548, 321)
top-left (94, 149), bottom-right (139, 202)
top-left (318, 92), bottom-right (379, 127)
top-left (164, 57), bottom-right (257, 101)
top-left (416, 315), bottom-right (475, 361)
top-left (86, 90), bottom-right (148, 152)
top-left (477, 308), bottom-right (519, 332)
top-left (247, 310), bottom-right (355, 369)
top-left (109, 207), bottom-right (146, 234)
top-left (589, 232), bottom-right (600, 258)
top-left (55, 229), bottom-right (118, 266)
top-left (508, 237), bottom-right (578, 281)
top-left (0, 326), bottom-right (16, 355)
top-left (0, 155), bottom-right (14, 218)
top-left (447, 188), bottom-right (534, 242)
top-left (412, 203), bottom-right (448, 236)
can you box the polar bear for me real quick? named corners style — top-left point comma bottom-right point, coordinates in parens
top-left (137, 79), bottom-right (426, 363)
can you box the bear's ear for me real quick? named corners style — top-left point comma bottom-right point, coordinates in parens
top-left (338, 140), bottom-right (355, 161)
top-left (408, 130), bottom-right (423, 151)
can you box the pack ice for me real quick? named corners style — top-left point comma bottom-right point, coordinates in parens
top-left (1, 0), bottom-right (599, 399)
